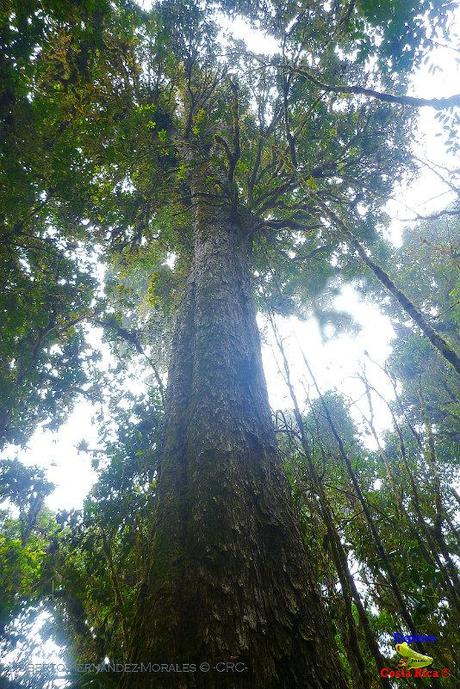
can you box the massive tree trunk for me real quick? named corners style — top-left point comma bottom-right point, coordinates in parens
top-left (120, 187), bottom-right (349, 688)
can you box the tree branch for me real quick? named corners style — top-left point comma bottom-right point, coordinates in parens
top-left (288, 65), bottom-right (460, 110)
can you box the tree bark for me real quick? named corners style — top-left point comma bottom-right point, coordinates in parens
top-left (119, 188), bottom-right (349, 688)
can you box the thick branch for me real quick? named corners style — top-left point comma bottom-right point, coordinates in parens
top-left (315, 199), bottom-right (460, 377)
top-left (289, 66), bottom-right (460, 110)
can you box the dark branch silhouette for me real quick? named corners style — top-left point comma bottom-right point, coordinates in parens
top-left (288, 65), bottom-right (460, 110)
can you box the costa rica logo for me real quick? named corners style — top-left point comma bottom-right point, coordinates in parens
top-left (379, 638), bottom-right (450, 679)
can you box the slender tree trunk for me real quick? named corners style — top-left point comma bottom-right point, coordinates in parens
top-left (311, 469), bottom-right (389, 689)
top-left (450, 487), bottom-right (460, 510)
top-left (270, 315), bottom-right (389, 689)
top-left (316, 200), bottom-right (460, 377)
top-left (120, 188), bottom-right (349, 689)
top-left (392, 421), bottom-right (460, 606)
top-left (298, 350), bottom-right (424, 648)
top-left (360, 371), bottom-right (460, 605)
top-left (359, 395), bottom-right (454, 582)
top-left (348, 234), bottom-right (460, 376)
top-left (419, 389), bottom-right (460, 592)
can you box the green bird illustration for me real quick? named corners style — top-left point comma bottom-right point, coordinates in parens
top-left (396, 642), bottom-right (433, 669)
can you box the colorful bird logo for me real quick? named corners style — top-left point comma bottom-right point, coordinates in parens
top-left (395, 642), bottom-right (433, 670)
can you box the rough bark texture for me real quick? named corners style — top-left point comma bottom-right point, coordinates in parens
top-left (119, 190), bottom-right (349, 688)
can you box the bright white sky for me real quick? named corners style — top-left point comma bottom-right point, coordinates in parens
top-left (2, 5), bottom-right (459, 512)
